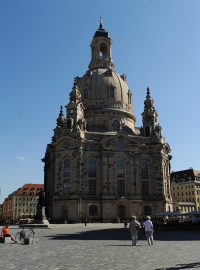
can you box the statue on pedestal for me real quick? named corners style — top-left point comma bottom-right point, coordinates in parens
top-left (35, 190), bottom-right (49, 225)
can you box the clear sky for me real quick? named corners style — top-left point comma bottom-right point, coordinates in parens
top-left (0, 0), bottom-right (200, 203)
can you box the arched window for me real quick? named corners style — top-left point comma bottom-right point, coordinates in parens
top-left (63, 159), bottom-right (70, 177)
top-left (141, 161), bottom-right (149, 179)
top-left (117, 160), bottom-right (125, 196)
top-left (144, 205), bottom-right (152, 215)
top-left (98, 43), bottom-right (108, 59)
top-left (98, 51), bottom-right (103, 59)
top-left (89, 205), bottom-right (97, 216)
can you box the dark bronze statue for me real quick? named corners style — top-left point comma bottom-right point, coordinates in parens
top-left (35, 190), bottom-right (46, 220)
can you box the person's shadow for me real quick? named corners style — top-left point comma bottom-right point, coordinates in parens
top-left (155, 262), bottom-right (200, 270)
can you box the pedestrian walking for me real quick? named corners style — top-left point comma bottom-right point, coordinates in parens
top-left (84, 217), bottom-right (87, 226)
top-left (129, 216), bottom-right (141, 246)
top-left (143, 216), bottom-right (154, 245)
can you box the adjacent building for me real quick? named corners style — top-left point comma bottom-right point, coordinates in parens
top-left (43, 21), bottom-right (173, 223)
top-left (2, 184), bottom-right (43, 222)
top-left (171, 169), bottom-right (200, 212)
top-left (0, 204), bottom-right (2, 222)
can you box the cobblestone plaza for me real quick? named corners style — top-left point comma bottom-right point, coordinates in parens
top-left (1, 223), bottom-right (200, 270)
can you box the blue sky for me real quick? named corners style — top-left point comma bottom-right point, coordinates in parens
top-left (0, 0), bottom-right (200, 202)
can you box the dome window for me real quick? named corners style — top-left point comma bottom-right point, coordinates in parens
top-left (112, 119), bottom-right (120, 131)
top-left (109, 86), bottom-right (115, 98)
top-left (128, 90), bottom-right (132, 104)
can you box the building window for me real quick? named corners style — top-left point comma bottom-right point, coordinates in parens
top-left (88, 145), bottom-right (97, 151)
top-left (141, 162), bottom-right (149, 179)
top-left (110, 86), bottom-right (115, 98)
top-left (63, 140), bottom-right (73, 149)
top-left (117, 160), bottom-right (125, 178)
top-left (88, 160), bottom-right (96, 177)
top-left (89, 205), bottom-right (97, 216)
top-left (142, 181), bottom-right (149, 196)
top-left (128, 91), bottom-right (132, 104)
top-left (117, 160), bottom-right (125, 195)
top-left (117, 179), bottom-right (125, 196)
top-left (63, 159), bottom-right (70, 177)
top-left (63, 180), bottom-right (70, 195)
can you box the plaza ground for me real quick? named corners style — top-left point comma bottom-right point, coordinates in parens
top-left (0, 223), bottom-right (200, 270)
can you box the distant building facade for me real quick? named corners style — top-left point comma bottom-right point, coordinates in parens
top-left (171, 169), bottom-right (200, 212)
top-left (43, 21), bottom-right (173, 223)
top-left (0, 204), bottom-right (2, 222)
top-left (2, 184), bottom-right (43, 222)
top-left (2, 193), bottom-right (14, 222)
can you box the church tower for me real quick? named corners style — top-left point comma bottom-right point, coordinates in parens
top-left (89, 18), bottom-right (114, 70)
top-left (43, 20), bottom-right (173, 223)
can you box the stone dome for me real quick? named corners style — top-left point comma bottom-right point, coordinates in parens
top-left (76, 23), bottom-right (136, 133)
top-left (79, 68), bottom-right (133, 112)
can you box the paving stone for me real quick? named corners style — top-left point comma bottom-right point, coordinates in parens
top-left (0, 224), bottom-right (200, 270)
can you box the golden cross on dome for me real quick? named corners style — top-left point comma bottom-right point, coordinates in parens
top-left (99, 16), bottom-right (103, 28)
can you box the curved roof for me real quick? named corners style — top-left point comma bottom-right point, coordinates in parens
top-left (78, 68), bottom-right (133, 114)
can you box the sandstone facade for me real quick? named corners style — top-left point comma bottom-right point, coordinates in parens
top-left (43, 21), bottom-right (173, 223)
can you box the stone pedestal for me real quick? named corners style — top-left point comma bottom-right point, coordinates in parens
top-left (41, 206), bottom-right (49, 225)
top-left (0, 237), bottom-right (12, 244)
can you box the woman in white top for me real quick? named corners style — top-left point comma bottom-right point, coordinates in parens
top-left (143, 216), bottom-right (154, 245)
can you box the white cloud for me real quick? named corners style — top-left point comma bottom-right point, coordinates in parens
top-left (17, 156), bottom-right (28, 163)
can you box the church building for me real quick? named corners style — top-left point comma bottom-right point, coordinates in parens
top-left (43, 21), bottom-right (173, 223)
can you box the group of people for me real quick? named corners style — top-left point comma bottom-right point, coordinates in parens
top-left (129, 215), bottom-right (154, 246)
top-left (1, 217), bottom-right (153, 246)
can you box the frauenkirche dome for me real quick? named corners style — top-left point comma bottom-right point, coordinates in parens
top-left (77, 20), bottom-right (136, 133)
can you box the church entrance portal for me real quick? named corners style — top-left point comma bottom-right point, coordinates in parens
top-left (118, 205), bottom-right (126, 221)
top-left (61, 206), bottom-right (68, 223)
